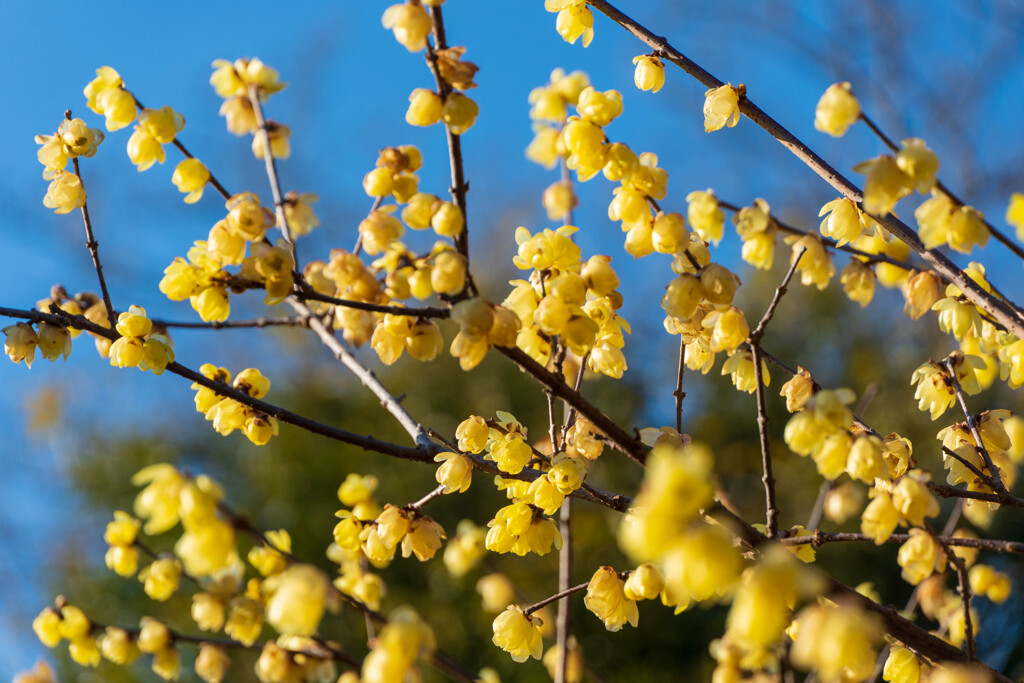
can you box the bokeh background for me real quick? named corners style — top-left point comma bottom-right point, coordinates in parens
top-left (2, 1), bottom-right (1024, 680)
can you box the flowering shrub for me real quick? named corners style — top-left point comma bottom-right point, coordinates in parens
top-left (9, 2), bottom-right (1024, 683)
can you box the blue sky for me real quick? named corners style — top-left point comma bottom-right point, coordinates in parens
top-left (2, 0), bottom-right (1024, 676)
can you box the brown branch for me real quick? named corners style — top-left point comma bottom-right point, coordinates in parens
top-left (585, 0), bottom-right (1024, 339)
top-left (926, 481), bottom-right (1024, 509)
top-left (498, 345), bottom-right (649, 465)
top-left (941, 445), bottom-right (994, 489)
top-left (943, 357), bottom-right (1009, 496)
top-left (781, 531), bottom-right (1024, 554)
top-left (151, 315), bottom-right (306, 330)
top-left (425, 5), bottom-right (478, 298)
top-left (221, 276), bottom-right (450, 318)
top-left (859, 111), bottom-right (1024, 265)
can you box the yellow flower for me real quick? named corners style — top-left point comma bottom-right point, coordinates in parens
top-left (139, 557), bottom-right (182, 601)
top-left (883, 645), bottom-right (921, 683)
top-left (891, 475), bottom-right (939, 527)
top-left (137, 617), bottom-right (170, 653)
top-left (488, 432), bottom-right (533, 474)
top-left (790, 602), bottom-right (879, 683)
top-left (896, 138), bottom-right (939, 193)
top-left (478, 573), bottom-right (517, 612)
top-left (824, 481), bottom-right (865, 525)
top-left (225, 596), bottom-right (264, 646)
top-left (722, 350), bottom-right (769, 394)
top-left (779, 367), bottom-right (814, 412)
top-left (406, 88), bottom-right (443, 126)
top-left (623, 563), bottom-right (665, 601)
top-left (853, 155), bottom-right (912, 215)
top-left (219, 95), bottom-right (257, 135)
top-left (491, 606), bottom-right (543, 662)
top-left (99, 626), bottom-right (137, 664)
top-left (251, 121), bottom-right (290, 159)
top-left (152, 646), bottom-right (181, 681)
top-left (814, 82), bottom-right (860, 137)
top-left (138, 106), bottom-right (184, 144)
top-left (209, 58), bottom-right (285, 99)
top-left (3, 323), bottom-right (39, 367)
top-left (265, 564), bottom-right (328, 636)
top-left (376, 505), bottom-right (412, 549)
top-left (68, 636), bottom-right (101, 667)
top-left (435, 451), bottom-right (473, 494)
top-left (703, 83), bottom-right (741, 132)
top-left (104, 509), bottom-right (141, 547)
top-left (43, 170), bottom-right (86, 214)
top-left (441, 92), bottom-right (479, 134)
top-left (1006, 192), bottom-right (1024, 242)
top-left (32, 608), bottom-right (63, 647)
top-left (686, 189), bottom-right (725, 245)
top-left (846, 434), bottom-right (884, 483)
top-left (706, 307), bottom-right (749, 353)
top-left (584, 566), bottom-right (638, 631)
top-left (195, 644), bottom-right (231, 683)
top-left (192, 593), bottom-right (226, 632)
top-left (633, 55), bottom-right (665, 93)
top-left (546, 0), bottom-right (594, 47)
top-left (382, 2), bottom-right (432, 51)
top-left (456, 415), bottom-right (489, 453)
top-left (172, 158), bottom-right (210, 203)
top-left (283, 191), bottom-right (319, 235)
top-left (790, 234), bottom-right (834, 290)
top-left (84, 66), bottom-right (138, 130)
top-left (897, 529), bottom-right (944, 585)
top-left (402, 515), bottom-right (447, 560)
top-left (819, 197), bottom-right (865, 246)
top-left (968, 564), bottom-right (1012, 604)
top-left (13, 661), bottom-right (55, 683)
top-left (948, 205), bottom-right (989, 254)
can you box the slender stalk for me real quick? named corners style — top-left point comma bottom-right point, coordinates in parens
top-left (499, 346), bottom-right (648, 465)
top-left (151, 315), bottom-right (306, 330)
top-left (248, 85), bottom-right (300, 272)
top-left (781, 531), bottom-right (1024, 554)
top-left (407, 484), bottom-right (446, 511)
top-left (750, 249), bottom-right (805, 538)
top-left (425, 5), bottom-right (478, 297)
top-left (585, 0), bottom-right (1024, 339)
top-left (555, 499), bottom-right (573, 683)
top-left (523, 579), bottom-right (591, 615)
top-left (673, 337), bottom-right (685, 433)
top-left (66, 117), bottom-right (115, 326)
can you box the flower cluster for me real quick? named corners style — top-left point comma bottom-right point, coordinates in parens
top-left (210, 57), bottom-right (289, 158)
top-left (191, 364), bottom-right (279, 445)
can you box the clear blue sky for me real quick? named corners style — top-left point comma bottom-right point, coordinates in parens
top-left (2, 0), bottom-right (1023, 676)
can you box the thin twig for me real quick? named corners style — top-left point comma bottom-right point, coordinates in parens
top-left (221, 277), bottom-right (450, 318)
top-left (425, 5), bottom-right (478, 297)
top-left (555, 499), bottom-right (573, 683)
top-left (859, 111), bottom-right (1024, 265)
top-left (248, 85), bottom-right (300, 273)
top-left (781, 531), bottom-right (1024, 554)
top-left (927, 524), bottom-right (976, 661)
top-left (805, 481), bottom-right (831, 531)
top-left (128, 95), bottom-right (233, 200)
top-left (944, 357), bottom-right (1009, 495)
top-left (585, 0), bottom-right (1024, 339)
top-left (65, 113), bottom-right (115, 325)
top-left (498, 345), bottom-right (649, 465)
top-left (941, 445), bottom-right (995, 489)
top-left (926, 481), bottom-right (1024, 508)
top-left (523, 580), bottom-right (591, 615)
top-left (673, 337), bottom-right (685, 433)
top-left (750, 249), bottom-right (805, 539)
top-left (289, 298), bottom-right (434, 449)
top-left (151, 315), bottom-right (306, 330)
top-left (406, 484), bottom-right (446, 511)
